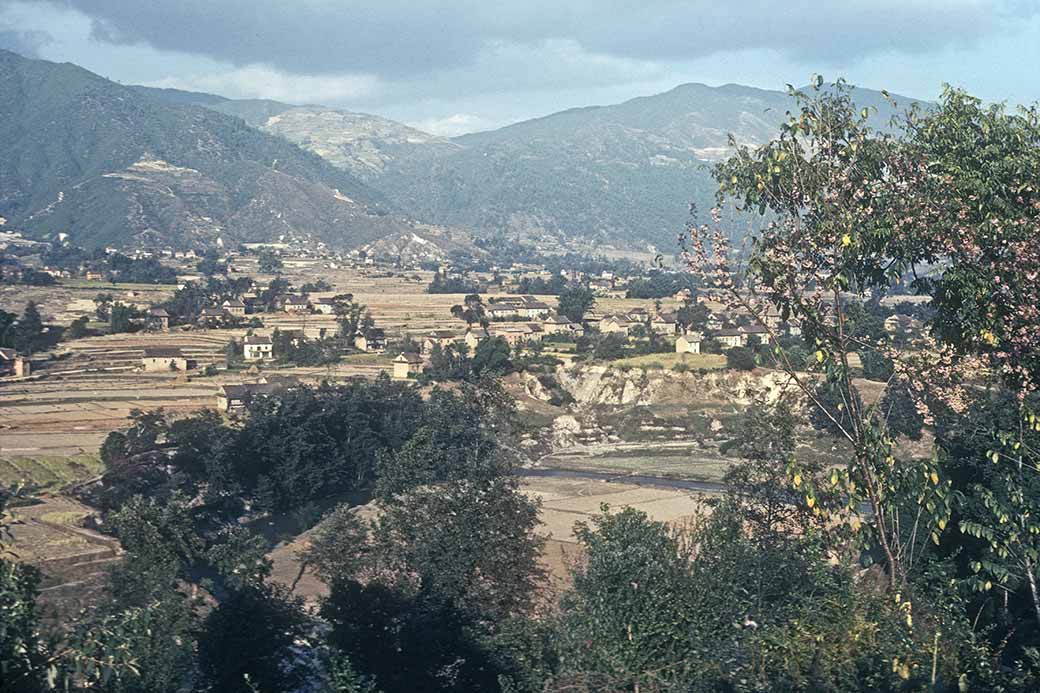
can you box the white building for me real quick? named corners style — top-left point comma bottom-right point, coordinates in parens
top-left (243, 335), bottom-right (273, 361)
top-left (715, 328), bottom-right (744, 349)
top-left (675, 333), bottom-right (702, 354)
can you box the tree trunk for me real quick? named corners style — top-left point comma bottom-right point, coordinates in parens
top-left (1025, 556), bottom-right (1040, 628)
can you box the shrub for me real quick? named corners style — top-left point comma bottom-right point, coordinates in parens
top-left (726, 347), bottom-right (756, 371)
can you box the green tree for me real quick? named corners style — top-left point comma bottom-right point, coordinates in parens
top-left (196, 248), bottom-right (227, 276)
top-left (593, 333), bottom-right (626, 360)
top-left (372, 476), bottom-right (543, 623)
top-left (0, 488), bottom-right (46, 693)
top-left (555, 507), bottom-right (697, 690)
top-left (556, 285), bottom-right (595, 322)
top-left (94, 292), bottom-right (115, 321)
top-left (675, 300), bottom-right (708, 333)
top-left (471, 336), bottom-right (512, 377)
top-left (90, 495), bottom-right (200, 692)
top-left (725, 345), bottom-right (756, 371)
top-left (197, 583), bottom-right (310, 693)
top-left (324, 472), bottom-right (543, 692)
top-left (334, 295), bottom-right (373, 342)
top-left (421, 342), bottom-right (471, 382)
top-left (257, 249), bottom-right (284, 274)
top-left (14, 301), bottom-right (45, 354)
top-left (700, 81), bottom-right (953, 589)
top-left (322, 653), bottom-right (380, 693)
top-left (108, 302), bottom-right (141, 334)
top-left (224, 338), bottom-right (241, 367)
top-left (65, 315), bottom-right (90, 340)
top-left (0, 307), bottom-right (16, 349)
top-left (450, 293), bottom-right (488, 327)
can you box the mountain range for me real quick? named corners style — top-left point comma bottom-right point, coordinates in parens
top-left (0, 49), bottom-right (918, 252)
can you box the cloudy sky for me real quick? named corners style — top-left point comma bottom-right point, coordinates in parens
top-left (1, 1), bottom-right (1038, 135)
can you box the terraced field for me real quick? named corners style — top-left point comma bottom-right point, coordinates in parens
top-left (540, 442), bottom-right (734, 483)
top-left (0, 454), bottom-right (101, 490)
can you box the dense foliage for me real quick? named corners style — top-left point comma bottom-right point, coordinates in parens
top-left (556, 285), bottom-right (596, 322)
top-left (624, 269), bottom-right (697, 299)
top-left (687, 79), bottom-right (1040, 685)
top-left (426, 271), bottom-right (480, 294)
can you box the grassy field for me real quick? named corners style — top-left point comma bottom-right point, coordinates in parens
top-left (339, 352), bottom-right (394, 365)
top-left (0, 454), bottom-right (102, 490)
top-left (609, 352), bottom-right (726, 370)
top-left (59, 279), bottom-right (178, 291)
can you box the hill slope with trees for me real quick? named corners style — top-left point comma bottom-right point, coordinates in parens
top-left (0, 50), bottom-right (410, 249)
top-left (141, 80), bottom-right (919, 251)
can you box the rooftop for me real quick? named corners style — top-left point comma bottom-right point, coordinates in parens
top-left (142, 347), bottom-right (184, 359)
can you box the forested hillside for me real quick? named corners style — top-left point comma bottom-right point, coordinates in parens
top-left (0, 50), bottom-right (408, 249)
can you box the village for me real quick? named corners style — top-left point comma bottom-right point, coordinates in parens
top-left (0, 234), bottom-right (930, 609)
top-left (0, 232), bottom-right (929, 457)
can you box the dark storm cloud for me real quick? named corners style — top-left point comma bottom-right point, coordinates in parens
top-left (0, 23), bottom-right (49, 56)
top-left (30, 0), bottom-right (1031, 78)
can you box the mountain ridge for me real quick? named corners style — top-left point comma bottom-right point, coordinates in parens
top-left (0, 49), bottom-right (410, 249)
top-left (2, 49), bottom-right (924, 252)
top-left (149, 78), bottom-right (918, 250)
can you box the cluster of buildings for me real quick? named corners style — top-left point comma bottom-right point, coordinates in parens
top-left (384, 294), bottom-right (813, 377)
top-left (593, 307), bottom-right (677, 335)
top-left (147, 292), bottom-right (342, 331)
top-left (485, 295), bottom-right (554, 320)
top-left (216, 374), bottom-right (301, 412)
top-left (194, 294), bottom-right (332, 325)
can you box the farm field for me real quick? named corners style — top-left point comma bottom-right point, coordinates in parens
top-left (0, 279), bottom-right (177, 325)
top-left (609, 352), bottom-right (726, 370)
top-left (2, 255), bottom-right (734, 606)
top-left (1, 259), bottom-right (700, 464)
top-left (0, 327), bottom-right (394, 459)
top-left (267, 473), bottom-right (709, 603)
top-left (527, 475), bottom-right (708, 591)
top-left (0, 454), bottom-right (101, 490)
top-left (539, 441), bottom-right (733, 482)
